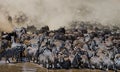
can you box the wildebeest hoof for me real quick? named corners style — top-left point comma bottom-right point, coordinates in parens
top-left (106, 68), bottom-right (109, 71)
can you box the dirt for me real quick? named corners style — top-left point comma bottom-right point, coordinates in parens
top-left (0, 62), bottom-right (118, 72)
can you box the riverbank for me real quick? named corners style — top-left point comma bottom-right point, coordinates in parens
top-left (0, 62), bottom-right (117, 72)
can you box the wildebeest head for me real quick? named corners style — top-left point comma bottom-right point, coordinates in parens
top-left (56, 27), bottom-right (65, 34)
top-left (39, 26), bottom-right (49, 33)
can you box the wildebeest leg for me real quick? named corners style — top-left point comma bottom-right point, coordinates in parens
top-left (27, 56), bottom-right (31, 62)
top-left (16, 58), bottom-right (18, 63)
top-left (49, 62), bottom-right (54, 69)
top-left (106, 65), bottom-right (110, 71)
top-left (6, 58), bottom-right (10, 63)
top-left (36, 59), bottom-right (39, 64)
top-left (103, 65), bottom-right (109, 71)
top-left (52, 63), bottom-right (55, 69)
top-left (91, 65), bottom-right (95, 69)
top-left (12, 56), bottom-right (14, 60)
top-left (43, 62), bottom-right (47, 68)
top-left (88, 60), bottom-right (92, 69)
top-left (99, 64), bottom-right (102, 69)
top-left (46, 62), bottom-right (49, 69)
top-left (33, 58), bottom-right (35, 63)
top-left (33, 57), bottom-right (37, 63)
top-left (54, 59), bottom-right (60, 69)
top-left (113, 62), bottom-right (117, 72)
top-left (100, 62), bottom-right (104, 70)
top-left (27, 56), bottom-right (30, 62)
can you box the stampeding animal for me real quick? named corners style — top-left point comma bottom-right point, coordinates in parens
top-left (0, 45), bottom-right (25, 63)
top-left (0, 23), bottom-right (120, 72)
top-left (38, 47), bottom-right (55, 69)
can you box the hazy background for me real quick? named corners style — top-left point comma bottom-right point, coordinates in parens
top-left (0, 0), bottom-right (120, 32)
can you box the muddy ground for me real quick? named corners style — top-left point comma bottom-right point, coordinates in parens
top-left (0, 61), bottom-right (118, 72)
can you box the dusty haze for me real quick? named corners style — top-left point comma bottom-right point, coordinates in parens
top-left (0, 0), bottom-right (120, 32)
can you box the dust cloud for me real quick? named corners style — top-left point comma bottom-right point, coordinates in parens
top-left (0, 0), bottom-right (120, 32)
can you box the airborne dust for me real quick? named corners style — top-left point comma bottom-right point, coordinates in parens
top-left (0, 0), bottom-right (120, 32)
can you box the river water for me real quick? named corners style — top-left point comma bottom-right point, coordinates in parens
top-left (0, 60), bottom-right (117, 72)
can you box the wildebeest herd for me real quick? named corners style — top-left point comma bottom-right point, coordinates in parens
top-left (0, 22), bottom-right (120, 71)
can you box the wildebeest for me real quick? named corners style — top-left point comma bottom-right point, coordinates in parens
top-left (0, 22), bottom-right (120, 71)
top-left (25, 46), bottom-right (38, 62)
top-left (0, 45), bottom-right (25, 63)
top-left (38, 47), bottom-right (55, 69)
